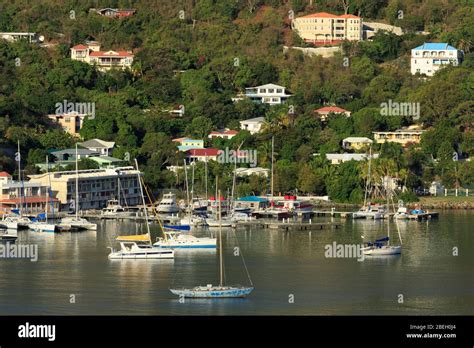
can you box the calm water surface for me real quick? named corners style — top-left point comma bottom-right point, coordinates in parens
top-left (0, 211), bottom-right (472, 315)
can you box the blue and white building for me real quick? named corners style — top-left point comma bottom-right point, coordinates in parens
top-left (411, 43), bottom-right (463, 76)
top-left (233, 84), bottom-right (292, 105)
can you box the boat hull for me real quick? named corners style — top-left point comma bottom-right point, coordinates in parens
top-left (170, 286), bottom-right (253, 298)
top-left (363, 246), bottom-right (402, 256)
top-left (27, 223), bottom-right (57, 233)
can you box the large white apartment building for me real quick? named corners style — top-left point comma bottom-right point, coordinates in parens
top-left (71, 41), bottom-right (134, 71)
top-left (411, 43), bottom-right (463, 76)
top-left (28, 167), bottom-right (141, 210)
top-left (292, 12), bottom-right (362, 45)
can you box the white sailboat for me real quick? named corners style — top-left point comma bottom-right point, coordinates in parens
top-left (153, 231), bottom-right (216, 249)
top-left (108, 159), bottom-right (174, 259)
top-left (26, 154), bottom-right (58, 233)
top-left (170, 185), bottom-right (253, 298)
top-left (362, 183), bottom-right (402, 256)
top-left (59, 144), bottom-right (97, 231)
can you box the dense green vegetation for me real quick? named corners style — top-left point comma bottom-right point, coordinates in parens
top-left (0, 0), bottom-right (472, 203)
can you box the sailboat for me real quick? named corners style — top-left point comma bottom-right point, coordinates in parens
top-left (108, 159), bottom-right (174, 259)
top-left (27, 155), bottom-right (58, 233)
top-left (59, 144), bottom-right (97, 231)
top-left (353, 146), bottom-right (386, 220)
top-left (362, 182), bottom-right (402, 256)
top-left (169, 185), bottom-right (254, 298)
top-left (153, 230), bottom-right (216, 249)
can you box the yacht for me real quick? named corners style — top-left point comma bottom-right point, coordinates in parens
top-left (108, 242), bottom-right (175, 259)
top-left (153, 231), bottom-right (216, 249)
top-left (352, 203), bottom-right (387, 220)
top-left (0, 216), bottom-right (19, 230)
top-left (101, 200), bottom-right (135, 217)
top-left (156, 192), bottom-right (180, 214)
top-left (0, 227), bottom-right (18, 241)
top-left (59, 216), bottom-right (97, 231)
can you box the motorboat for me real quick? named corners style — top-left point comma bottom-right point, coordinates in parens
top-left (273, 195), bottom-right (313, 213)
top-left (156, 192), bottom-right (180, 214)
top-left (352, 203), bottom-right (386, 220)
top-left (153, 231), bottom-right (216, 249)
top-left (101, 200), bottom-right (135, 217)
top-left (0, 227), bottom-right (18, 241)
top-left (0, 216), bottom-right (19, 230)
top-left (108, 242), bottom-right (175, 259)
top-left (59, 216), bottom-right (97, 231)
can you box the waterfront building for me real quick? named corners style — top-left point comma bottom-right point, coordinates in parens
top-left (0, 171), bottom-right (59, 214)
top-left (78, 139), bottom-right (115, 156)
top-left (28, 167), bottom-right (141, 210)
top-left (47, 112), bottom-right (89, 137)
top-left (234, 196), bottom-right (270, 211)
top-left (233, 84), bottom-right (292, 105)
top-left (342, 137), bottom-right (373, 150)
top-left (314, 106), bottom-right (351, 121)
top-left (292, 12), bottom-right (362, 45)
top-left (373, 126), bottom-right (425, 146)
top-left (239, 117), bottom-right (265, 135)
top-left (172, 138), bottom-right (205, 151)
top-left (70, 42), bottom-right (134, 71)
top-left (208, 129), bottom-right (238, 140)
top-left (411, 43), bottom-right (463, 76)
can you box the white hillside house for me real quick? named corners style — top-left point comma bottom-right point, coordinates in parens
top-left (233, 84), bottom-right (292, 105)
top-left (411, 43), bottom-right (463, 76)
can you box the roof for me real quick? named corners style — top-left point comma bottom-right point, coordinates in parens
top-left (413, 43), bottom-right (458, 51)
top-left (343, 137), bottom-right (373, 143)
top-left (51, 148), bottom-right (99, 156)
top-left (186, 148), bottom-right (220, 157)
top-left (72, 44), bottom-right (88, 50)
top-left (315, 106), bottom-right (350, 114)
top-left (236, 196), bottom-right (269, 202)
top-left (0, 171), bottom-right (12, 177)
top-left (240, 117), bottom-right (265, 123)
top-left (324, 153), bottom-right (379, 161)
top-left (0, 197), bottom-right (59, 204)
top-left (297, 12), bottom-right (360, 19)
top-left (79, 139), bottom-right (115, 149)
top-left (209, 130), bottom-right (239, 135)
top-left (89, 50), bottom-right (133, 57)
top-left (89, 156), bottom-right (124, 163)
top-left (249, 83), bottom-right (286, 90)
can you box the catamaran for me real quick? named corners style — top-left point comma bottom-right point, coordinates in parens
top-left (154, 231), bottom-right (216, 249)
top-left (169, 186), bottom-right (253, 298)
top-left (108, 159), bottom-right (174, 260)
top-left (58, 144), bottom-right (97, 231)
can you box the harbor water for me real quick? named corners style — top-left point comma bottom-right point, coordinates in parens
top-left (0, 210), bottom-right (472, 315)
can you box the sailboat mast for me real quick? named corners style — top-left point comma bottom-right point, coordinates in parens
top-left (134, 159), bottom-right (151, 241)
top-left (183, 160), bottom-right (190, 217)
top-left (191, 161), bottom-right (195, 218)
top-left (118, 176), bottom-right (121, 205)
top-left (270, 136), bottom-right (274, 199)
top-left (364, 146), bottom-right (372, 206)
top-left (75, 143), bottom-right (79, 220)
top-left (45, 156), bottom-right (48, 221)
top-left (17, 140), bottom-right (22, 217)
top-left (218, 183), bottom-right (223, 287)
top-left (204, 157), bottom-right (208, 200)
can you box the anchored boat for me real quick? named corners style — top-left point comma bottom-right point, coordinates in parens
top-left (170, 185), bottom-right (253, 298)
top-left (154, 231), bottom-right (216, 249)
